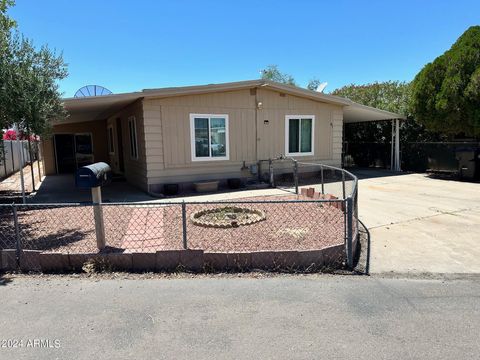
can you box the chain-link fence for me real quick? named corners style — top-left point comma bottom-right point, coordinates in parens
top-left (0, 160), bottom-right (358, 272)
top-left (266, 157), bottom-right (359, 266)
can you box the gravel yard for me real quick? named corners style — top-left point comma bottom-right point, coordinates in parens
top-left (0, 195), bottom-right (345, 254)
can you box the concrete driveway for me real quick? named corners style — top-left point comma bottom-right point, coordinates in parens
top-left (356, 170), bottom-right (480, 275)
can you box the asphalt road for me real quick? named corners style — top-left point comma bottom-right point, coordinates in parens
top-left (1, 274), bottom-right (479, 360)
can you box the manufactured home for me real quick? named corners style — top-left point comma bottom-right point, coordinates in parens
top-left (42, 79), bottom-right (403, 193)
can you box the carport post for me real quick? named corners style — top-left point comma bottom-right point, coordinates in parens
top-left (390, 120), bottom-right (395, 171)
top-left (390, 119), bottom-right (401, 172)
top-left (395, 119), bottom-right (400, 171)
top-left (92, 186), bottom-right (106, 250)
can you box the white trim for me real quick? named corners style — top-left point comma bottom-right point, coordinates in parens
top-left (107, 124), bottom-right (115, 155)
top-left (189, 113), bottom-right (229, 162)
top-left (285, 115), bottom-right (315, 157)
top-left (128, 116), bottom-right (138, 160)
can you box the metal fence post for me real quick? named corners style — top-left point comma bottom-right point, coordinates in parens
top-left (346, 196), bottom-right (353, 269)
top-left (12, 203), bottom-right (21, 267)
top-left (181, 201), bottom-right (188, 249)
top-left (293, 160), bottom-right (299, 194)
top-left (342, 171), bottom-right (346, 199)
top-left (320, 165), bottom-right (325, 194)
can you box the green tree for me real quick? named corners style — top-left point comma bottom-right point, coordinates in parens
top-left (332, 81), bottom-right (439, 143)
top-left (0, 0), bottom-right (67, 136)
top-left (411, 26), bottom-right (480, 137)
top-left (261, 65), bottom-right (296, 85)
top-left (0, 0), bottom-right (16, 127)
top-left (0, 0), bottom-right (15, 30)
top-left (307, 78), bottom-right (321, 91)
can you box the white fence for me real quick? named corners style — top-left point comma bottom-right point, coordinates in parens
top-left (0, 140), bottom-right (33, 179)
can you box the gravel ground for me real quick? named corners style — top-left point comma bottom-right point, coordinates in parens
top-left (0, 205), bottom-right (133, 253)
top-left (180, 196), bottom-right (344, 252)
top-left (0, 195), bottom-right (345, 254)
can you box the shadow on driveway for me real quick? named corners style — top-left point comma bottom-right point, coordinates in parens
top-left (31, 175), bottom-right (154, 203)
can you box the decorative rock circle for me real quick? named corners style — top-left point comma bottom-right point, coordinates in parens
top-left (190, 206), bottom-right (266, 228)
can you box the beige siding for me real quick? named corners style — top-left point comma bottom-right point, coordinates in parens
top-left (332, 109), bottom-right (343, 163)
top-left (256, 88), bottom-right (341, 165)
top-left (145, 90), bottom-right (257, 188)
top-left (106, 99), bottom-right (148, 191)
top-left (142, 88), bottom-right (343, 189)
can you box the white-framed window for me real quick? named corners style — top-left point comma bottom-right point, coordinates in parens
top-left (107, 125), bottom-right (115, 154)
top-left (190, 114), bottom-right (229, 161)
top-left (285, 115), bottom-right (315, 156)
top-left (128, 116), bottom-right (138, 160)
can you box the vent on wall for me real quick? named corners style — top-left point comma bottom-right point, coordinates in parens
top-left (279, 93), bottom-right (286, 97)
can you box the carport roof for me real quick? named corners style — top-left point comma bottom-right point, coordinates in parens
top-left (59, 79), bottom-right (405, 124)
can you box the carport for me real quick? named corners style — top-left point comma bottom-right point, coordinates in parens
top-left (343, 102), bottom-right (406, 171)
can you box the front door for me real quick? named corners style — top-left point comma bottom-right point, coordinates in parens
top-left (54, 134), bottom-right (76, 173)
top-left (54, 133), bottom-right (94, 173)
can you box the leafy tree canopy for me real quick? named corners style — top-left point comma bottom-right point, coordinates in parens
top-left (260, 65), bottom-right (325, 91)
top-left (411, 26), bottom-right (480, 137)
top-left (332, 81), bottom-right (411, 116)
top-left (0, 0), bottom-right (67, 136)
top-left (333, 81), bottom-right (440, 143)
top-left (260, 65), bottom-right (296, 86)
top-left (307, 78), bottom-right (321, 91)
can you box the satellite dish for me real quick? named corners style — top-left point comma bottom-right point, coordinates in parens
top-left (316, 82), bottom-right (328, 93)
top-left (74, 85), bottom-right (112, 98)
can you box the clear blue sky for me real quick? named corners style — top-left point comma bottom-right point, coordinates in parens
top-left (10, 0), bottom-right (480, 97)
